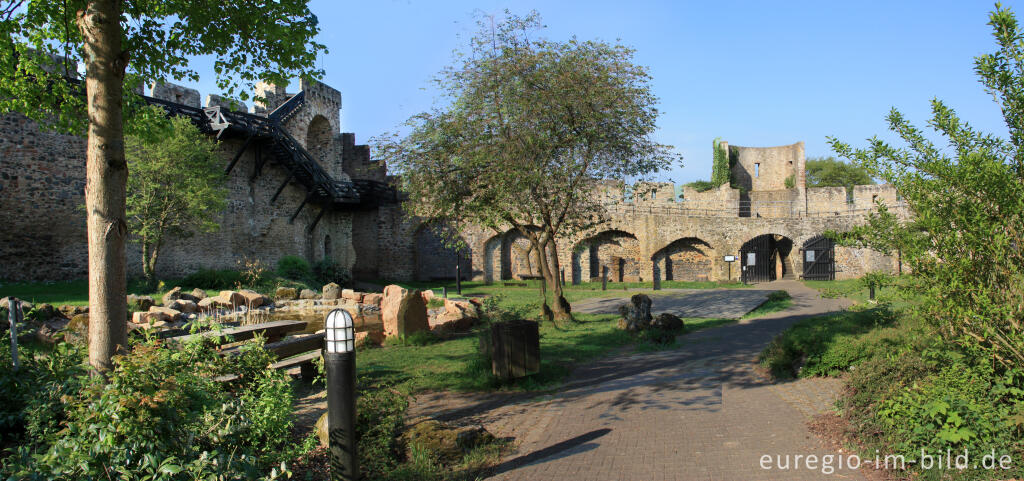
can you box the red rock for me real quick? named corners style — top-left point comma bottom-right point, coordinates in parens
top-left (381, 285), bottom-right (429, 338)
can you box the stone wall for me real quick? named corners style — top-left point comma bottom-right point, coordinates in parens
top-left (728, 141), bottom-right (805, 192)
top-left (0, 78), bottom-right (367, 282)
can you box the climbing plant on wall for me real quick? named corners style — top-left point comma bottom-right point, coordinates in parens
top-left (710, 137), bottom-right (730, 187)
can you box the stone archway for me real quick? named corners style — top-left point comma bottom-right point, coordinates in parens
top-left (572, 230), bottom-right (641, 283)
top-left (652, 237), bottom-right (714, 283)
top-left (306, 115), bottom-right (333, 168)
top-left (412, 224), bottom-right (471, 282)
top-left (740, 233), bottom-right (795, 282)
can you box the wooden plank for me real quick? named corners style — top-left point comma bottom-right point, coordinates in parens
top-left (168, 320), bottom-right (306, 346)
top-left (215, 351), bottom-right (321, 383)
top-left (222, 332), bottom-right (323, 359)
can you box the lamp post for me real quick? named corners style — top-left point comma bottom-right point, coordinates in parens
top-left (325, 309), bottom-right (358, 481)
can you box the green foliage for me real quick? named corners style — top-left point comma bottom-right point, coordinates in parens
top-left (783, 174), bottom-right (795, 189)
top-left (0, 337), bottom-right (301, 480)
top-left (711, 137), bottom-right (730, 187)
top-left (829, 4), bottom-right (1024, 368)
top-left (0, 341), bottom-right (88, 447)
top-left (384, 331), bottom-right (440, 347)
top-left (804, 156), bottom-right (875, 192)
top-left (357, 386), bottom-right (410, 479)
top-left (0, 0), bottom-right (326, 135)
top-left (276, 256), bottom-right (312, 281)
top-left (741, 290), bottom-right (792, 320)
top-left (127, 116), bottom-right (227, 284)
top-left (376, 11), bottom-right (679, 316)
top-left (426, 297), bottom-right (446, 309)
top-left (684, 180), bottom-right (716, 192)
top-left (759, 306), bottom-right (905, 379)
top-left (312, 258), bottom-right (350, 286)
top-left (182, 268), bottom-right (244, 291)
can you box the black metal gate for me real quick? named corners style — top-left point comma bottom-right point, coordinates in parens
top-left (741, 234), bottom-right (778, 283)
top-left (802, 235), bottom-right (835, 281)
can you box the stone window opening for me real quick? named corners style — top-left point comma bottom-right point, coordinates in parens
top-left (872, 194), bottom-right (878, 203)
top-left (755, 163), bottom-right (760, 177)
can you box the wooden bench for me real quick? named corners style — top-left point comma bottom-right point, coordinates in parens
top-left (165, 320), bottom-right (322, 383)
top-left (168, 320), bottom-right (307, 346)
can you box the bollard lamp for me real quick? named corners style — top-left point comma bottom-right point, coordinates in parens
top-left (324, 308), bottom-right (359, 480)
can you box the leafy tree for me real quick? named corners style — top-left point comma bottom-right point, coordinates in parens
top-left (710, 137), bottom-right (730, 187)
top-left (0, 0), bottom-right (325, 372)
top-left (126, 116), bottom-right (226, 288)
top-left (805, 156), bottom-right (875, 197)
top-left (829, 4), bottom-right (1024, 368)
top-left (378, 11), bottom-right (678, 320)
top-left (684, 180), bottom-right (715, 193)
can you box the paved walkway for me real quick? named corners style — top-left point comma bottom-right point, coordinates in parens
top-left (410, 281), bottom-right (864, 480)
top-left (571, 288), bottom-right (776, 319)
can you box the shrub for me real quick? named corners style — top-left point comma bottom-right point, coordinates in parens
top-left (277, 255), bottom-right (312, 281)
top-left (684, 180), bottom-right (715, 192)
top-left (357, 386), bottom-right (409, 479)
top-left (182, 268), bottom-right (243, 290)
top-left (0, 341), bottom-right (87, 447)
top-left (312, 258), bottom-right (350, 286)
top-left (1, 336), bottom-right (302, 480)
top-left (784, 174), bottom-right (795, 189)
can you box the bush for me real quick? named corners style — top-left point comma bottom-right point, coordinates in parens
top-left (1, 336), bottom-right (302, 480)
top-left (357, 386), bottom-right (409, 479)
top-left (684, 180), bottom-right (715, 193)
top-left (0, 341), bottom-right (87, 447)
top-left (277, 255), bottom-right (312, 281)
top-left (312, 258), bottom-right (350, 286)
top-left (182, 268), bottom-right (243, 290)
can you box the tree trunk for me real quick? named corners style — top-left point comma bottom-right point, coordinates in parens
top-left (78, 0), bottom-right (128, 373)
top-left (531, 240), bottom-right (553, 322)
top-left (546, 239), bottom-right (571, 320)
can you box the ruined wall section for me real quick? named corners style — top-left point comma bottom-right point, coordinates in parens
top-left (728, 141), bottom-right (805, 192)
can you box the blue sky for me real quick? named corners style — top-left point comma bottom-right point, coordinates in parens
top-left (189, 1), bottom-right (1021, 184)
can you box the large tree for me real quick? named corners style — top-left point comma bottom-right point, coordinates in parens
top-left (127, 115), bottom-right (227, 288)
top-left (805, 156), bottom-right (875, 189)
top-left (0, 0), bottom-right (325, 371)
top-left (379, 12), bottom-right (678, 320)
top-left (829, 4), bottom-right (1024, 368)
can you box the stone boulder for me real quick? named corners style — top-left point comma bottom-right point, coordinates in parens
top-left (168, 299), bottom-right (197, 313)
top-left (299, 289), bottom-right (319, 300)
top-left (362, 293), bottom-right (383, 307)
top-left (132, 310), bottom-right (170, 325)
top-left (322, 282), bottom-right (341, 300)
top-left (651, 312), bottom-right (685, 331)
top-left (190, 288), bottom-right (208, 300)
top-left (429, 312), bottom-right (475, 334)
top-left (617, 294), bottom-right (652, 332)
top-left (342, 289), bottom-right (363, 303)
top-left (275, 286), bottom-right (299, 300)
top-left (444, 299), bottom-right (480, 320)
top-left (126, 294), bottom-right (155, 312)
top-left (355, 330), bottom-right (384, 347)
top-left (161, 286), bottom-right (197, 306)
top-left (148, 306), bottom-right (182, 322)
top-left (381, 284), bottom-right (429, 338)
top-left (238, 289), bottom-right (270, 308)
top-left (58, 305), bottom-right (87, 319)
top-left (218, 290), bottom-right (247, 307)
top-left (421, 289), bottom-right (436, 305)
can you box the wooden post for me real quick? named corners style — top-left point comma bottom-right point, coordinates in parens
top-left (560, 268), bottom-right (565, 286)
top-left (8, 298), bottom-right (19, 371)
top-left (602, 266), bottom-right (608, 291)
top-left (442, 286), bottom-right (447, 299)
top-left (653, 262), bottom-right (661, 291)
top-left (456, 262), bottom-right (462, 295)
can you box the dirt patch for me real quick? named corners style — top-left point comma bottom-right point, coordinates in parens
top-left (808, 412), bottom-right (893, 481)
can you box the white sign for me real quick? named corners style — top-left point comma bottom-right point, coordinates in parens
top-left (723, 255), bottom-right (736, 262)
top-left (805, 250), bottom-right (816, 262)
top-left (747, 252), bottom-right (756, 266)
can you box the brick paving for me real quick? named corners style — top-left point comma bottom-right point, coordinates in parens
top-left (411, 281), bottom-right (866, 480)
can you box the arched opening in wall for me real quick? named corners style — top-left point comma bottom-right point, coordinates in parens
top-left (501, 228), bottom-right (546, 280)
top-left (413, 224), bottom-right (472, 282)
top-left (740, 234), bottom-right (794, 283)
top-left (801, 235), bottom-right (835, 281)
top-left (483, 234), bottom-right (502, 283)
top-left (651, 237), bottom-right (713, 283)
top-left (324, 235), bottom-right (332, 259)
top-left (306, 115), bottom-right (333, 168)
top-left (571, 230), bottom-right (641, 283)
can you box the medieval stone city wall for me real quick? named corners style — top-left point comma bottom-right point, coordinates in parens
top-left (0, 69), bottom-right (905, 286)
top-left (0, 79), bottom-right (366, 282)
